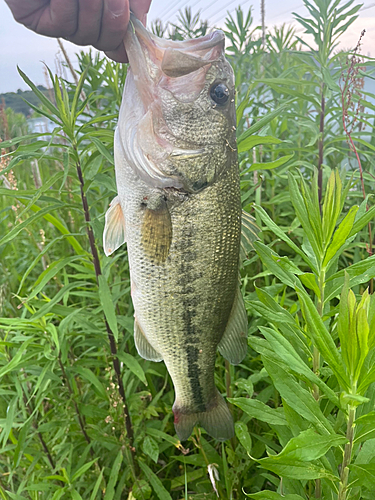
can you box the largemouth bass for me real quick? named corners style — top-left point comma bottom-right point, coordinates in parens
top-left (103, 15), bottom-right (255, 441)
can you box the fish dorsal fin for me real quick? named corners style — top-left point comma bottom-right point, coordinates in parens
top-left (134, 320), bottom-right (163, 362)
top-left (241, 210), bottom-right (260, 262)
top-left (218, 287), bottom-right (248, 365)
top-left (141, 199), bottom-right (172, 264)
top-left (103, 196), bottom-right (126, 256)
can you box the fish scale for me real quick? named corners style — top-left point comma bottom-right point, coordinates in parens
top-left (103, 14), bottom-right (251, 441)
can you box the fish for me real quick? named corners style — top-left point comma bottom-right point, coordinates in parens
top-left (103, 14), bottom-right (257, 441)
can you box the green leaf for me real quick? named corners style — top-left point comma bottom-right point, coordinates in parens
top-left (142, 436), bottom-right (159, 463)
top-left (0, 339), bottom-right (33, 378)
top-left (247, 154), bottom-right (294, 172)
top-left (254, 204), bottom-right (317, 272)
top-left (354, 412), bottom-right (375, 443)
top-left (288, 173), bottom-right (322, 261)
top-left (246, 492), bottom-right (308, 499)
top-left (89, 469), bottom-right (104, 500)
top-left (90, 137), bottom-right (114, 165)
top-left (235, 421), bottom-right (252, 454)
top-left (323, 205), bottom-right (358, 267)
top-left (132, 479), bottom-right (152, 500)
top-left (17, 66), bottom-right (61, 118)
top-left (238, 99), bottom-right (293, 142)
top-left (349, 463), bottom-right (375, 490)
top-left (71, 65), bottom-right (90, 122)
top-left (349, 205), bottom-right (375, 237)
top-left (0, 204), bottom-right (62, 247)
top-left (145, 427), bottom-right (180, 448)
top-left (98, 275), bottom-right (119, 342)
top-left (71, 458), bottom-right (98, 482)
top-left (296, 287), bottom-right (349, 389)
top-left (254, 242), bottom-right (300, 289)
top-left (71, 490), bottom-right (84, 500)
top-left (299, 273), bottom-right (321, 298)
top-left (261, 357), bottom-right (334, 434)
top-left (259, 326), bottom-right (339, 407)
top-left (117, 352), bottom-right (147, 385)
top-left (73, 366), bottom-right (108, 400)
top-left (104, 450), bottom-right (123, 500)
top-left (257, 457), bottom-right (338, 481)
top-left (238, 135), bottom-right (281, 153)
top-left (1, 396), bottom-right (18, 446)
top-left (229, 398), bottom-right (287, 426)
top-left (273, 429), bottom-right (346, 461)
top-left (27, 255), bottom-right (83, 301)
top-left (138, 461), bottom-right (172, 500)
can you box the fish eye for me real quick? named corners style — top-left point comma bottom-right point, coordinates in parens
top-left (210, 82), bottom-right (230, 105)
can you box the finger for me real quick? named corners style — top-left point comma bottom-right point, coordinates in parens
top-left (105, 45), bottom-right (128, 63)
top-left (105, 0), bottom-right (152, 61)
top-left (64, 0), bottom-right (103, 46)
top-left (95, 0), bottom-right (130, 52)
top-left (37, 0), bottom-right (79, 38)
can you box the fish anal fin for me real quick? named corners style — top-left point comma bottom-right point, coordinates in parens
top-left (241, 210), bottom-right (259, 262)
top-left (173, 391), bottom-right (234, 442)
top-left (134, 320), bottom-right (163, 362)
top-left (218, 288), bottom-right (248, 365)
top-left (141, 199), bottom-right (172, 264)
top-left (103, 196), bottom-right (126, 256)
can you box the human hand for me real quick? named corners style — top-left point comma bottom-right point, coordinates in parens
top-left (4, 0), bottom-right (152, 62)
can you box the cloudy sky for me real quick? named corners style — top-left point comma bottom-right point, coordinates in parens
top-left (0, 0), bottom-right (374, 93)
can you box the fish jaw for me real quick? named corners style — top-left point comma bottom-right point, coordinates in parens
top-left (118, 14), bottom-right (237, 193)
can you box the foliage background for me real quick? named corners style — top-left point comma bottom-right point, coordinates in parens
top-left (1, 1), bottom-right (375, 499)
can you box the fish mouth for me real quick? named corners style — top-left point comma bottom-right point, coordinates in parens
top-left (126, 14), bottom-right (225, 80)
top-left (124, 14), bottom-right (225, 109)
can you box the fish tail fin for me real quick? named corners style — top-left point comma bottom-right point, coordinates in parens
top-left (173, 391), bottom-right (234, 442)
top-left (199, 391), bottom-right (234, 441)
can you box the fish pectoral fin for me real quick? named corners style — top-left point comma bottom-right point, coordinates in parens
top-left (141, 199), bottom-right (172, 264)
top-left (218, 288), bottom-right (248, 365)
top-left (103, 196), bottom-right (126, 256)
top-left (240, 210), bottom-right (260, 262)
top-left (134, 320), bottom-right (163, 362)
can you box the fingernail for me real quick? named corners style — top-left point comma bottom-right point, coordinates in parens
top-left (108, 0), bottom-right (126, 16)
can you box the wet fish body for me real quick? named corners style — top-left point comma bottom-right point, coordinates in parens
top-left (104, 16), bottom-right (252, 441)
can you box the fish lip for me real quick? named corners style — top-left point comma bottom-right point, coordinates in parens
top-left (126, 13), bottom-right (225, 80)
top-left (129, 13), bottom-right (225, 55)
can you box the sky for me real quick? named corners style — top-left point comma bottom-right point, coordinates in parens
top-left (0, 0), bottom-right (375, 93)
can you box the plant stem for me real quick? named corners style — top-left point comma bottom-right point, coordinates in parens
top-left (225, 360), bottom-right (232, 400)
top-left (338, 405), bottom-right (356, 500)
top-left (73, 145), bottom-right (137, 474)
top-left (58, 354), bottom-right (93, 453)
top-left (318, 84), bottom-right (325, 207)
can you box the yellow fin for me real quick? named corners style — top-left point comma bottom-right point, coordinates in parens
top-left (218, 287), bottom-right (248, 365)
top-left (141, 200), bottom-right (172, 264)
top-left (103, 196), bottom-right (126, 257)
top-left (134, 320), bottom-right (163, 362)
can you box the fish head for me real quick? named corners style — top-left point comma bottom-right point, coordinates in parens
top-left (118, 15), bottom-right (236, 192)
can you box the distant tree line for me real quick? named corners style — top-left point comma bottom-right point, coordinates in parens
top-left (0, 86), bottom-right (49, 116)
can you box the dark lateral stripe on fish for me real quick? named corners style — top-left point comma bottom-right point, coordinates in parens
top-left (185, 344), bottom-right (205, 412)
